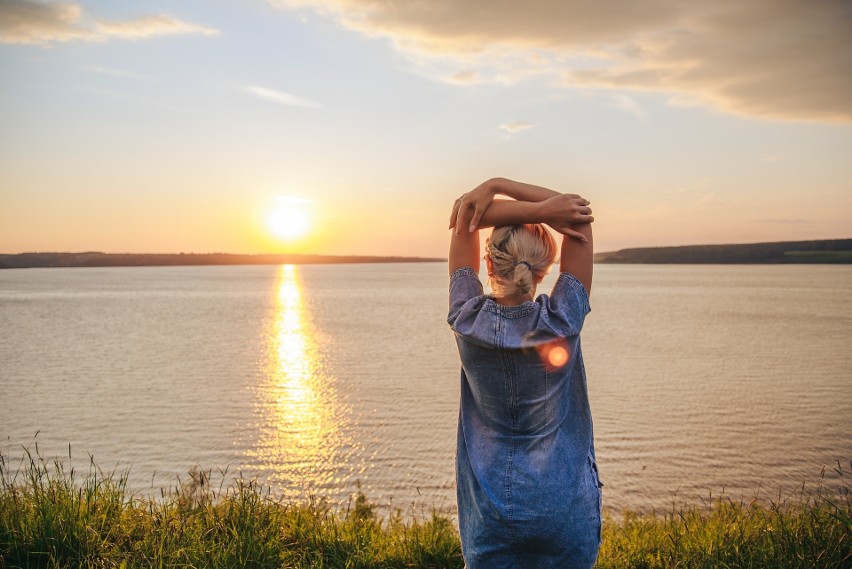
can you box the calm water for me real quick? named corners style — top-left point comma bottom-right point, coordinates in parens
top-left (1, 263), bottom-right (850, 516)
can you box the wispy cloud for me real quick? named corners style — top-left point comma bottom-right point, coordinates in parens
top-left (449, 70), bottom-right (479, 84)
top-left (499, 121), bottom-right (535, 134)
top-left (94, 15), bottom-right (218, 40)
top-left (243, 85), bottom-right (322, 108)
top-left (270, 0), bottom-right (852, 123)
top-left (608, 93), bottom-right (646, 121)
top-left (0, 0), bottom-right (218, 46)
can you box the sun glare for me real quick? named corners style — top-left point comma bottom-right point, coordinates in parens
top-left (267, 196), bottom-right (311, 241)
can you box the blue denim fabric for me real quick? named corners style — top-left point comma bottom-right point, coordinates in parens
top-left (448, 267), bottom-right (602, 569)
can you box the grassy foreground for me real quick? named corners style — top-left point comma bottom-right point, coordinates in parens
top-left (1, 452), bottom-right (849, 568)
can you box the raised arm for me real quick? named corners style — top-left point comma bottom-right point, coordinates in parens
top-left (449, 204), bottom-right (481, 275)
top-left (450, 178), bottom-right (559, 232)
top-left (476, 196), bottom-right (592, 236)
top-left (448, 191), bottom-right (570, 275)
top-left (450, 177), bottom-right (592, 241)
top-left (560, 223), bottom-right (593, 294)
top-left (449, 178), bottom-right (594, 276)
top-left (486, 177), bottom-right (561, 202)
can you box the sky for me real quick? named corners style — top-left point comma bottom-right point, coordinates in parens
top-left (1, 0), bottom-right (850, 256)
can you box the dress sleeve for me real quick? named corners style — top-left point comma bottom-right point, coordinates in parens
top-left (448, 267), bottom-right (484, 326)
top-left (545, 272), bottom-right (591, 336)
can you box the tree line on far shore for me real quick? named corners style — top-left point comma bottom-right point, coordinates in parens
top-left (3, 238), bottom-right (851, 268)
top-left (595, 238), bottom-right (852, 264)
top-left (0, 252), bottom-right (446, 269)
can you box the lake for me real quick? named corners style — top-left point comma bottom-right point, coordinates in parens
top-left (1, 263), bottom-right (850, 516)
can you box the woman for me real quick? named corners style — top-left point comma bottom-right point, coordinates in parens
top-left (447, 178), bottom-right (600, 568)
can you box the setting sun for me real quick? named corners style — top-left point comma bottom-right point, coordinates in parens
top-left (267, 197), bottom-right (312, 241)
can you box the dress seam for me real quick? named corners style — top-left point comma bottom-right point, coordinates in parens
top-left (503, 346), bottom-right (517, 543)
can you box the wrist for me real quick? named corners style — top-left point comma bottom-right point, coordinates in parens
top-left (533, 197), bottom-right (551, 225)
top-left (484, 177), bottom-right (505, 198)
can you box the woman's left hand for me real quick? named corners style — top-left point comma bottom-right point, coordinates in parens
top-left (449, 182), bottom-right (496, 234)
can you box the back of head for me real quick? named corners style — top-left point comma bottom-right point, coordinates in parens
top-left (486, 224), bottom-right (557, 298)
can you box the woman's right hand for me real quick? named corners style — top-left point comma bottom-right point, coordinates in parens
top-left (541, 194), bottom-right (594, 241)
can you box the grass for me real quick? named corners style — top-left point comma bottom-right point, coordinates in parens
top-left (1, 450), bottom-right (849, 568)
top-left (596, 470), bottom-right (852, 569)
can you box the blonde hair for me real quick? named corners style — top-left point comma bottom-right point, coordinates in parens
top-left (486, 224), bottom-right (557, 298)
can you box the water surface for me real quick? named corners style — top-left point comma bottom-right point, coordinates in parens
top-left (1, 263), bottom-right (850, 515)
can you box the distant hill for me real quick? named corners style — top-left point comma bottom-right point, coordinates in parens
top-left (0, 252), bottom-right (446, 269)
top-left (5, 238), bottom-right (850, 268)
top-left (595, 238), bottom-right (852, 264)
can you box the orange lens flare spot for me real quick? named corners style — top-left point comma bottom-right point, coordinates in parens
top-left (537, 341), bottom-right (570, 369)
top-left (547, 345), bottom-right (569, 368)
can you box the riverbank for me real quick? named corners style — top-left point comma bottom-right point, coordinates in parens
top-left (2, 454), bottom-right (849, 568)
top-left (0, 252), bottom-right (446, 269)
top-left (595, 238), bottom-right (852, 263)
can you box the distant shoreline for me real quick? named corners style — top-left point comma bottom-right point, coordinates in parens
top-left (595, 238), bottom-right (852, 264)
top-left (3, 237), bottom-right (851, 268)
top-left (0, 252), bottom-right (447, 269)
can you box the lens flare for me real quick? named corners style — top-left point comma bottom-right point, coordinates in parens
top-left (547, 345), bottom-right (569, 367)
top-left (538, 340), bottom-right (570, 369)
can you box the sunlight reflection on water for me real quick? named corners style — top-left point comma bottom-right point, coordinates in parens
top-left (248, 265), bottom-right (346, 497)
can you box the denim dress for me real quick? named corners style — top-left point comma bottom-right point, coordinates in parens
top-left (448, 267), bottom-right (602, 569)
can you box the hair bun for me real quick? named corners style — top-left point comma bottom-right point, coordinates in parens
top-left (486, 224), bottom-right (557, 298)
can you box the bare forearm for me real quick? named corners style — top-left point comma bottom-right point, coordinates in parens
top-left (476, 199), bottom-right (544, 228)
top-left (448, 205), bottom-right (481, 274)
top-left (486, 177), bottom-right (560, 202)
top-left (449, 229), bottom-right (480, 274)
top-left (560, 223), bottom-right (593, 293)
top-left (451, 179), bottom-right (592, 241)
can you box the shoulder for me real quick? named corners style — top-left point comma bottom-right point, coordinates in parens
top-left (531, 272), bottom-right (591, 338)
top-left (546, 272), bottom-right (590, 314)
top-left (448, 267), bottom-right (486, 327)
top-left (449, 266), bottom-right (484, 301)
top-left (551, 272), bottom-right (590, 304)
top-left (450, 266), bottom-right (479, 284)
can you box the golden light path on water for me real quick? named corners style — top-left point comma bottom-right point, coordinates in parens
top-left (249, 265), bottom-right (348, 499)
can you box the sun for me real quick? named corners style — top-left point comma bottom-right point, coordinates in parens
top-left (267, 197), bottom-right (312, 241)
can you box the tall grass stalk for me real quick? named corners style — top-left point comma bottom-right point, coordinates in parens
top-left (1, 450), bottom-right (849, 568)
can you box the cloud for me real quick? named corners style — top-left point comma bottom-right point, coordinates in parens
top-left (0, 0), bottom-right (90, 44)
top-left (94, 15), bottom-right (218, 40)
top-left (243, 85), bottom-right (322, 108)
top-left (499, 121), bottom-right (535, 133)
top-left (449, 70), bottom-right (478, 84)
top-left (608, 94), bottom-right (646, 121)
top-left (271, 0), bottom-right (852, 122)
top-left (0, 0), bottom-right (218, 46)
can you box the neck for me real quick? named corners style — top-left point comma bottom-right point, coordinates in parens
top-left (492, 288), bottom-right (536, 306)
